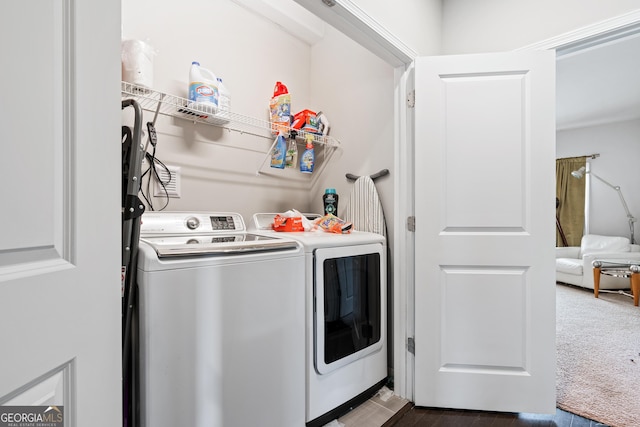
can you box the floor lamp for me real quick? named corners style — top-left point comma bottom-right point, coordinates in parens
top-left (572, 166), bottom-right (636, 244)
top-left (556, 197), bottom-right (568, 246)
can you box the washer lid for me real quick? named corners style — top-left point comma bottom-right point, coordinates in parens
top-left (140, 233), bottom-right (299, 258)
top-left (138, 212), bottom-right (300, 257)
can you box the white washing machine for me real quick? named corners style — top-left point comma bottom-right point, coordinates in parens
top-left (136, 212), bottom-right (305, 427)
top-left (252, 214), bottom-right (388, 427)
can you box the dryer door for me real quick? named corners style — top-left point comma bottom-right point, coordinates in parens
top-left (314, 243), bottom-right (385, 375)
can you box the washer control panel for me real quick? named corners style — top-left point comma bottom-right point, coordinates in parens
top-left (140, 212), bottom-right (246, 236)
top-left (209, 215), bottom-right (239, 231)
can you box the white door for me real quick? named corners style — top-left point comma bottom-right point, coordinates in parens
top-left (414, 51), bottom-right (556, 413)
top-left (0, 1), bottom-right (121, 426)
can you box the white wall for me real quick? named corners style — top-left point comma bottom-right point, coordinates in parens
top-left (121, 0), bottom-right (396, 225)
top-left (351, 0), bottom-right (442, 56)
top-left (308, 24), bottom-right (395, 237)
top-left (442, 0), bottom-right (640, 54)
top-left (557, 119), bottom-right (640, 240)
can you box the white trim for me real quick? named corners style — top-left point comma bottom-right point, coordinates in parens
top-left (62, 0), bottom-right (75, 266)
top-left (518, 9), bottom-right (640, 54)
top-left (292, 0), bottom-right (417, 66)
top-left (392, 64), bottom-right (413, 400)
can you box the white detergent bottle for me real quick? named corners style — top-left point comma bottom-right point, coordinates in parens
top-left (188, 61), bottom-right (219, 114)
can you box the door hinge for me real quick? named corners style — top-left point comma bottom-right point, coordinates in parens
top-left (407, 216), bottom-right (415, 232)
top-left (407, 90), bottom-right (415, 108)
top-left (407, 337), bottom-right (415, 354)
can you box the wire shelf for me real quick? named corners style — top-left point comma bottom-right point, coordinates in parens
top-left (121, 81), bottom-right (340, 147)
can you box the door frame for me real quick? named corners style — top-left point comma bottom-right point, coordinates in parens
top-left (519, 10), bottom-right (640, 55)
top-left (291, 2), bottom-right (640, 401)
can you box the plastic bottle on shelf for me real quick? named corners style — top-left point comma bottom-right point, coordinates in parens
top-left (188, 61), bottom-right (219, 115)
top-left (270, 81), bottom-right (291, 135)
top-left (270, 132), bottom-right (287, 169)
top-left (285, 132), bottom-right (298, 169)
top-left (323, 188), bottom-right (339, 216)
top-left (300, 134), bottom-right (315, 174)
top-left (216, 77), bottom-right (230, 120)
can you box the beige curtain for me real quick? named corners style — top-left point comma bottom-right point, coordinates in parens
top-left (556, 156), bottom-right (586, 246)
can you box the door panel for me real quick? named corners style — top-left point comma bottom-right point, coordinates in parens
top-left (0, 1), bottom-right (67, 276)
top-left (441, 268), bottom-right (526, 369)
top-left (414, 51), bottom-right (556, 413)
top-left (0, 1), bottom-right (121, 426)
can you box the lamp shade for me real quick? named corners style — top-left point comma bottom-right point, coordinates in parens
top-left (571, 166), bottom-right (586, 179)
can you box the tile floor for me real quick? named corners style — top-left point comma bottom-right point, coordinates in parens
top-left (324, 387), bottom-right (411, 427)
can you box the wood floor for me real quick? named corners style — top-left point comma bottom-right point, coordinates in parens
top-left (385, 406), bottom-right (608, 427)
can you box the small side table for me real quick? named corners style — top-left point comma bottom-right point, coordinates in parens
top-left (592, 260), bottom-right (640, 306)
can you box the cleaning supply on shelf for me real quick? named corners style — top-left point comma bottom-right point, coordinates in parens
top-left (291, 109), bottom-right (321, 133)
top-left (316, 111), bottom-right (330, 136)
top-left (270, 81), bottom-right (291, 135)
top-left (270, 132), bottom-right (287, 169)
top-left (300, 134), bottom-right (315, 174)
top-left (285, 131), bottom-right (298, 168)
top-left (290, 110), bottom-right (305, 130)
top-left (188, 61), bottom-right (219, 114)
top-left (301, 114), bottom-right (320, 133)
top-left (121, 39), bottom-right (157, 90)
top-left (216, 77), bottom-right (230, 120)
top-left (323, 188), bottom-right (339, 216)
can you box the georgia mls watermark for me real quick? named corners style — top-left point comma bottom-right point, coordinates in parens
top-left (0, 406), bottom-right (63, 427)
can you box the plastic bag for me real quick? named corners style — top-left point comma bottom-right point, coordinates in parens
top-left (121, 39), bottom-right (157, 89)
top-left (315, 214), bottom-right (352, 234)
top-left (272, 209), bottom-right (315, 232)
top-left (272, 215), bottom-right (304, 232)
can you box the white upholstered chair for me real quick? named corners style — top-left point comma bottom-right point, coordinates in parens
top-left (556, 234), bottom-right (640, 290)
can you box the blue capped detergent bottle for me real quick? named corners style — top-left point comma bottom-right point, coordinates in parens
top-left (270, 132), bottom-right (287, 169)
top-left (300, 134), bottom-right (315, 174)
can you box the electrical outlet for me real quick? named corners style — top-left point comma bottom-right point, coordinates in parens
top-left (154, 165), bottom-right (181, 198)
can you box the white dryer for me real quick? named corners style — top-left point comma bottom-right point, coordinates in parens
top-left (252, 214), bottom-right (388, 427)
top-left (137, 212), bottom-right (305, 427)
